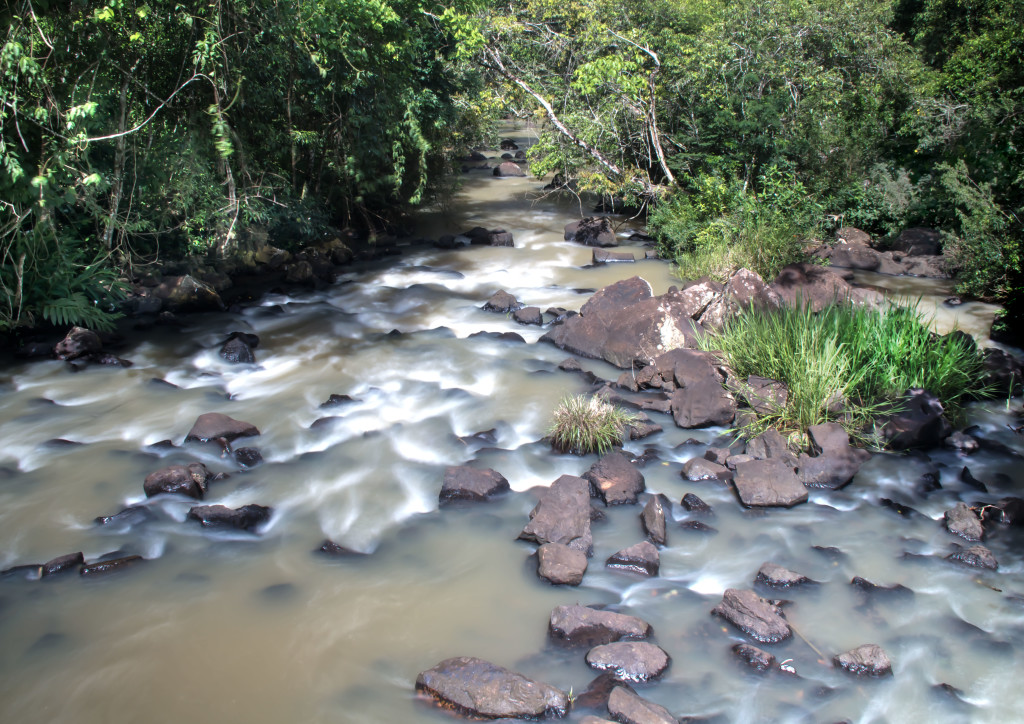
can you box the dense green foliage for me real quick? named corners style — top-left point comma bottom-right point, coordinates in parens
top-left (1, 0), bottom-right (486, 330)
top-left (699, 302), bottom-right (988, 436)
top-left (548, 394), bottom-right (638, 455)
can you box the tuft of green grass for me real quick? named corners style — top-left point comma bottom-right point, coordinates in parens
top-left (698, 300), bottom-right (989, 438)
top-left (549, 394), bottom-right (639, 455)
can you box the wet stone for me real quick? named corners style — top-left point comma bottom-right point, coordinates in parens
top-left (537, 543), bottom-right (588, 586)
top-left (606, 541), bottom-right (660, 577)
top-left (95, 505), bottom-right (156, 528)
top-left (960, 466), bottom-right (989, 493)
top-left (755, 562), bottom-right (813, 589)
top-left (945, 502), bottom-right (984, 542)
top-left (607, 686), bottom-right (676, 724)
top-left (186, 504), bottom-right (272, 532)
top-left (548, 605), bottom-right (652, 647)
top-left (704, 447), bottom-right (730, 465)
top-left (680, 520), bottom-right (718, 534)
top-left (513, 306), bottom-right (542, 325)
top-left (415, 657), bottom-right (567, 719)
top-left (681, 492), bottom-right (713, 515)
top-left (585, 641), bottom-right (670, 683)
top-left (41, 552), bottom-right (84, 577)
top-left (732, 643), bottom-right (776, 672)
top-left (143, 462), bottom-right (211, 499)
top-left (519, 474), bottom-right (593, 554)
top-left (732, 458), bottom-right (808, 508)
top-left (682, 457), bottom-right (730, 482)
top-left (850, 577), bottom-right (914, 598)
top-left (946, 544), bottom-right (998, 570)
top-left (80, 555), bottom-right (143, 577)
top-left (234, 447), bottom-right (263, 468)
top-left (711, 588), bottom-right (791, 644)
top-left (640, 494), bottom-right (669, 546)
top-left (833, 644), bottom-right (892, 677)
top-left (319, 393), bottom-right (356, 408)
top-left (219, 336), bottom-right (256, 364)
top-left (184, 412), bottom-right (260, 444)
top-left (439, 465), bottom-right (510, 504)
top-left (584, 452), bottom-right (645, 506)
top-left (945, 431), bottom-right (980, 454)
top-left (879, 498), bottom-right (924, 519)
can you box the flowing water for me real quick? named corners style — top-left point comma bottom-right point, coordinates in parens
top-left (1, 124), bottom-right (1023, 724)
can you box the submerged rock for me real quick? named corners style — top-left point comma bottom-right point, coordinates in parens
top-left (607, 686), bottom-right (676, 724)
top-left (565, 216), bottom-right (616, 247)
top-left (585, 641), bottom-right (670, 682)
top-left (439, 465), bottom-right (510, 504)
top-left (518, 474), bottom-right (593, 554)
top-left (833, 644), bottom-right (892, 677)
top-left (732, 643), bottom-right (776, 673)
top-left (41, 552), bottom-right (85, 577)
top-left (548, 605), bottom-right (651, 647)
top-left (54, 327), bottom-right (102, 361)
top-left (537, 543), bottom-right (588, 586)
top-left (415, 657), bottom-right (567, 719)
top-left (80, 555), bottom-right (144, 577)
top-left (95, 505), bottom-right (157, 528)
top-left (186, 504), bottom-right (272, 532)
top-left (755, 562), bottom-right (814, 589)
top-left (711, 588), bottom-right (791, 643)
top-left (143, 462), bottom-right (211, 499)
top-left (184, 413), bottom-right (260, 445)
top-left (945, 502), bottom-right (984, 542)
top-left (946, 544), bottom-right (998, 570)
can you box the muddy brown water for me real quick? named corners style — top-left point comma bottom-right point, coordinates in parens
top-left (1, 124), bottom-right (1022, 723)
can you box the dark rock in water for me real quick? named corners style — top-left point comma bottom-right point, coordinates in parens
top-left (482, 289), bottom-right (521, 313)
top-left (850, 576), bottom-right (914, 598)
top-left (682, 457), bottom-right (729, 482)
top-left (945, 502), bottom-right (983, 541)
top-left (95, 505), bottom-right (157, 528)
top-left (681, 492), bottom-right (713, 515)
top-left (732, 458), bottom-right (807, 508)
top-left (499, 138), bottom-right (519, 150)
top-left (319, 394), bottom-right (356, 408)
top-left (945, 431), bottom-right (979, 454)
top-left (54, 326), bottom-right (102, 361)
top-left (732, 643), bottom-right (776, 672)
top-left (316, 539), bottom-right (365, 557)
top-left (812, 545), bottom-right (847, 563)
top-left (798, 423), bottom-right (871, 489)
top-left (879, 498), bottom-right (924, 519)
top-left (565, 216), bottom-right (617, 247)
top-left (469, 330), bottom-right (526, 343)
top-left (234, 447), bottom-right (263, 468)
top-left (537, 543), bottom-right (588, 586)
top-left (487, 229), bottom-right (515, 247)
top-left (143, 462), bottom-right (211, 499)
top-left (219, 336), bottom-right (256, 364)
top-left (585, 641), bottom-right (670, 682)
top-left (492, 161), bottom-right (526, 177)
top-left (711, 588), bottom-right (791, 643)
top-left (593, 249), bottom-right (635, 264)
top-left (680, 520), bottom-right (718, 534)
top-left (456, 428), bottom-right (498, 446)
top-left (439, 465), bottom-right (510, 504)
top-left (1, 563), bottom-right (42, 580)
top-left (833, 644), bottom-right (892, 677)
top-left (184, 412), bottom-right (260, 444)
top-left (571, 673), bottom-right (625, 712)
top-left (705, 447), bottom-right (730, 465)
top-left (584, 452), bottom-right (645, 506)
top-left (93, 353), bottom-right (132, 367)
top-left (153, 274), bottom-right (224, 312)
top-left (607, 686), bottom-right (676, 724)
top-left (80, 555), bottom-right (143, 577)
top-left (981, 348), bottom-right (1023, 395)
top-left (415, 656), bottom-right (567, 719)
top-left (983, 497), bottom-right (1024, 526)
top-left (946, 544), bottom-right (998, 570)
top-left (309, 416), bottom-right (341, 430)
top-left (548, 605), bottom-right (651, 647)
top-left (186, 504), bottom-right (272, 532)
top-left (519, 474), bottom-right (593, 554)
top-left (606, 541), bottom-right (659, 577)
top-left (755, 562), bottom-right (813, 589)
top-left (880, 389), bottom-right (952, 450)
top-left (931, 682), bottom-right (971, 708)
top-left (625, 412), bottom-right (662, 440)
top-left (960, 466), bottom-right (988, 493)
top-left (513, 306), bottom-right (542, 325)
top-left (640, 494), bottom-right (669, 546)
top-left (41, 552), bottom-right (84, 577)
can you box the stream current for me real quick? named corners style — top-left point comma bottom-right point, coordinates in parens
top-left (1, 124), bottom-right (1023, 724)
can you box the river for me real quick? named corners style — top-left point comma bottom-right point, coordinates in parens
top-left (0, 123), bottom-right (1021, 723)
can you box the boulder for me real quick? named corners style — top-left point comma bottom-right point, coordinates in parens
top-left (944, 502), bottom-right (983, 542)
top-left (234, 447), bottom-right (263, 468)
top-left (483, 290), bottom-right (522, 313)
top-left (519, 474), bottom-right (593, 554)
top-left (54, 327), bottom-right (102, 361)
top-left (640, 494), bottom-right (669, 546)
top-left (833, 644), bottom-right (892, 677)
top-left (439, 466), bottom-right (510, 504)
top-left (893, 227), bottom-right (941, 256)
top-left (732, 458), bottom-right (808, 508)
top-left (835, 227), bottom-right (873, 246)
top-left (625, 412), bottom-right (662, 440)
top-left (946, 544), bottom-right (998, 570)
top-left (681, 492), bottom-right (713, 515)
top-left (548, 605), bottom-right (651, 647)
top-left (153, 274), bottom-right (224, 312)
top-left (879, 388), bottom-right (953, 449)
top-left (537, 543), bottom-right (588, 586)
top-left (829, 244), bottom-right (882, 271)
top-left (415, 657), bottom-right (567, 719)
top-left (184, 413), bottom-right (260, 444)
top-left (771, 263), bottom-right (881, 311)
top-left (493, 161), bottom-right (526, 177)
top-left (733, 643), bottom-right (776, 672)
top-left (711, 588), bottom-right (791, 643)
top-left (584, 452), bottom-right (645, 505)
top-left (755, 562), bottom-right (814, 588)
top-left (585, 642), bottom-right (670, 683)
top-left (186, 504), bottom-right (272, 532)
top-left (606, 541), bottom-right (659, 576)
top-left (513, 306), bottom-right (542, 325)
top-left (697, 268), bottom-right (783, 330)
top-left (565, 216), bottom-right (617, 247)
top-left (682, 457), bottom-right (729, 481)
top-left (607, 686), bottom-right (676, 724)
top-left (797, 450), bottom-right (868, 490)
top-left (540, 277), bottom-right (705, 368)
top-left (143, 462), bottom-right (211, 499)
top-left (670, 378), bottom-right (736, 429)
top-left (41, 552), bottom-right (84, 577)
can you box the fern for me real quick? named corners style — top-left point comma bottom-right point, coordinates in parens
top-left (43, 294), bottom-right (121, 332)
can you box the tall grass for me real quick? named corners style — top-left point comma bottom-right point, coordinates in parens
top-left (548, 394), bottom-right (638, 455)
top-left (698, 301), bottom-right (988, 435)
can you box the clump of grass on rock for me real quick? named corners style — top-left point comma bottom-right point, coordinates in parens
top-left (698, 301), bottom-right (989, 438)
top-left (549, 394), bottom-right (638, 455)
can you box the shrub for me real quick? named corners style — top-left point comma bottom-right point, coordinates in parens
top-left (698, 301), bottom-right (989, 438)
top-left (548, 394), bottom-right (638, 455)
